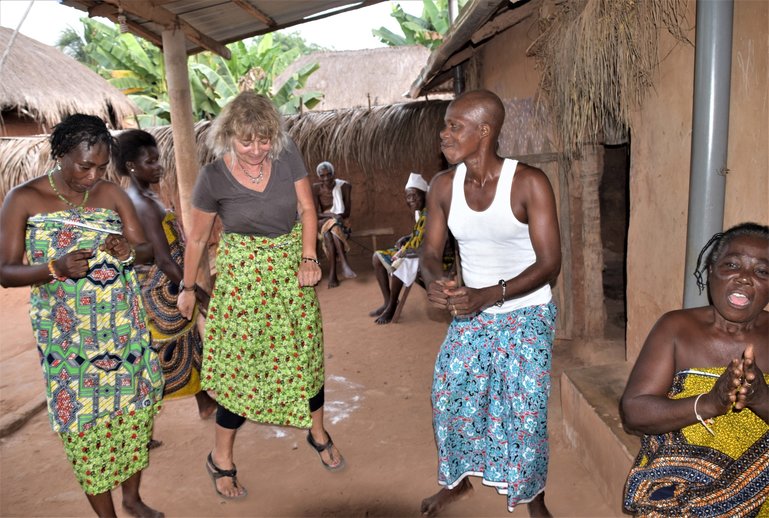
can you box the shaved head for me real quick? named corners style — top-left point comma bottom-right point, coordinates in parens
top-left (450, 90), bottom-right (505, 139)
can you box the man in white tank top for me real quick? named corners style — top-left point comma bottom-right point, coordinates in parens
top-left (419, 90), bottom-right (561, 517)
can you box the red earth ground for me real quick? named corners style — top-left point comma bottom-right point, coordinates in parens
top-left (0, 254), bottom-right (622, 517)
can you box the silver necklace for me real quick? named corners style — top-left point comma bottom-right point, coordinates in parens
top-left (234, 154), bottom-right (266, 184)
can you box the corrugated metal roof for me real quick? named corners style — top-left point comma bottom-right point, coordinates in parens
top-left (60, 0), bottom-right (385, 57)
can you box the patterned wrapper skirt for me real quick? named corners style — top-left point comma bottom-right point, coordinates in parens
top-left (137, 211), bottom-right (203, 399)
top-left (624, 369), bottom-right (769, 517)
top-left (202, 224), bottom-right (324, 428)
top-left (431, 302), bottom-right (557, 512)
top-left (60, 404), bottom-right (159, 495)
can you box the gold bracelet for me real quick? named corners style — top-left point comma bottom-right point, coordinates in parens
top-left (48, 259), bottom-right (66, 282)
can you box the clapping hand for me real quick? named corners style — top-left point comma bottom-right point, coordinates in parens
top-left (52, 249), bottom-right (94, 279)
top-left (735, 345), bottom-right (767, 411)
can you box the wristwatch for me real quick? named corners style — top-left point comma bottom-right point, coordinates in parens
top-left (179, 280), bottom-right (196, 292)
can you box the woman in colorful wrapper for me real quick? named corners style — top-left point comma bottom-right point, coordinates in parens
top-left (177, 92), bottom-right (345, 500)
top-left (621, 222), bottom-right (768, 517)
top-left (115, 130), bottom-right (216, 432)
top-left (0, 115), bottom-right (165, 517)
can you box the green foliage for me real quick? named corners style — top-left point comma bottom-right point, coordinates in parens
top-left (57, 19), bottom-right (325, 125)
top-left (373, 0), bottom-right (469, 49)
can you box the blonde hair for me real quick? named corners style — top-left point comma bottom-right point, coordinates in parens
top-left (207, 92), bottom-right (289, 158)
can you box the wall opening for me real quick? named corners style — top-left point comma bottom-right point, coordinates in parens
top-left (600, 142), bottom-right (630, 339)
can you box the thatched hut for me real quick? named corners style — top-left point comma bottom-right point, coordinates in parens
top-left (275, 45), bottom-right (451, 111)
top-left (0, 27), bottom-right (138, 136)
top-left (0, 100), bottom-right (448, 247)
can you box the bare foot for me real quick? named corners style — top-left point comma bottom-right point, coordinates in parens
top-left (527, 492), bottom-right (552, 518)
top-left (369, 304), bottom-right (387, 317)
top-left (196, 390), bottom-right (217, 420)
top-left (328, 277), bottom-right (340, 289)
top-left (420, 478), bottom-right (473, 516)
top-left (122, 498), bottom-right (164, 518)
top-left (147, 439), bottom-right (163, 450)
top-left (341, 266), bottom-right (357, 279)
top-left (375, 306), bottom-right (396, 324)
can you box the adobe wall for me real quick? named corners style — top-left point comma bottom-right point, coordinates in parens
top-left (626, 0), bottom-right (769, 362)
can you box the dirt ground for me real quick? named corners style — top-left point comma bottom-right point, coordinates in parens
top-left (0, 254), bottom-right (621, 518)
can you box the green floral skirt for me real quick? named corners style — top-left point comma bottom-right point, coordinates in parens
top-left (202, 224), bottom-right (324, 428)
top-left (60, 404), bottom-right (158, 495)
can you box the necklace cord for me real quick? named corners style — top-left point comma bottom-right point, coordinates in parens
top-left (48, 168), bottom-right (88, 210)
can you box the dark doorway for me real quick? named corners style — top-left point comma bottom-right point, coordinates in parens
top-left (600, 143), bottom-right (629, 338)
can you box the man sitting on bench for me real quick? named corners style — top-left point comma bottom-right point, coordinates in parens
top-left (312, 161), bottom-right (357, 288)
top-left (370, 173), bottom-right (428, 324)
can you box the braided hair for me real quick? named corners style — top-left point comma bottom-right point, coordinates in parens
top-left (49, 114), bottom-right (116, 160)
top-left (113, 129), bottom-right (158, 176)
top-left (693, 222), bottom-right (769, 294)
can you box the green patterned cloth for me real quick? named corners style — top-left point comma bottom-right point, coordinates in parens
top-left (202, 223), bottom-right (324, 428)
top-left (25, 208), bottom-right (164, 434)
top-left (61, 405), bottom-right (158, 494)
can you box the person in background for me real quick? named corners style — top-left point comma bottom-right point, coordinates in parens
top-left (370, 172), bottom-right (428, 324)
top-left (312, 161), bottom-right (356, 288)
top-left (177, 92), bottom-right (345, 501)
top-left (419, 90), bottom-right (561, 517)
top-left (0, 114), bottom-right (164, 517)
top-left (621, 222), bottom-right (768, 516)
top-left (115, 129), bottom-right (216, 431)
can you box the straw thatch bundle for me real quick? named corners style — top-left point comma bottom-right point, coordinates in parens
top-left (526, 0), bottom-right (690, 158)
top-left (0, 100), bottom-right (449, 233)
top-left (275, 46), bottom-right (451, 111)
top-left (0, 27), bottom-right (138, 133)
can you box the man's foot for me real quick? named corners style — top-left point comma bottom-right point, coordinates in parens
top-left (307, 429), bottom-right (345, 471)
top-left (122, 498), bottom-right (164, 518)
top-left (527, 492), bottom-right (552, 518)
top-left (369, 304), bottom-right (387, 317)
top-left (374, 305), bottom-right (396, 324)
top-left (341, 264), bottom-right (357, 279)
top-left (196, 391), bottom-right (217, 420)
top-left (420, 478), bottom-right (473, 517)
top-left (147, 439), bottom-right (163, 450)
top-left (328, 277), bottom-right (340, 289)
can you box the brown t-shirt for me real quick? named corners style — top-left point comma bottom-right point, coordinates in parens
top-left (192, 138), bottom-right (308, 237)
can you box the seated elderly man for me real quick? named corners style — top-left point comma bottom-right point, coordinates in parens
top-left (312, 161), bottom-right (356, 288)
top-left (369, 173), bottom-right (429, 324)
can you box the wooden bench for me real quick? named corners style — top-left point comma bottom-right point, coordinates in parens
top-left (350, 227), bottom-right (395, 252)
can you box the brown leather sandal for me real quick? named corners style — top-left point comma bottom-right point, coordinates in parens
top-left (205, 452), bottom-right (248, 499)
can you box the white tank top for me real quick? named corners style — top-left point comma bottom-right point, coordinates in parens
top-left (447, 159), bottom-right (552, 314)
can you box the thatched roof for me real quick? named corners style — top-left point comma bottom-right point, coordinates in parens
top-left (0, 100), bottom-right (449, 203)
top-left (0, 27), bottom-right (138, 132)
top-left (275, 46), bottom-right (451, 111)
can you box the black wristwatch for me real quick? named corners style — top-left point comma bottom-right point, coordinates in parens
top-left (179, 280), bottom-right (196, 292)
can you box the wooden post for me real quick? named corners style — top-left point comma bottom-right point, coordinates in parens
top-left (161, 26), bottom-right (211, 292)
top-left (161, 27), bottom-right (197, 227)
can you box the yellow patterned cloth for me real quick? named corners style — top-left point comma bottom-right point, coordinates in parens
top-left (624, 368), bottom-right (769, 517)
top-left (25, 208), bottom-right (164, 434)
top-left (137, 211), bottom-right (202, 400)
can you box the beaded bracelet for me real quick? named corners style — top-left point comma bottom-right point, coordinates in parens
top-left (120, 247), bottom-right (136, 266)
top-left (48, 259), bottom-right (67, 282)
top-left (694, 393), bottom-right (715, 436)
top-left (301, 256), bottom-right (320, 266)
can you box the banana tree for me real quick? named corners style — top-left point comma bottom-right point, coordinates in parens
top-left (373, 0), bottom-right (469, 49)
